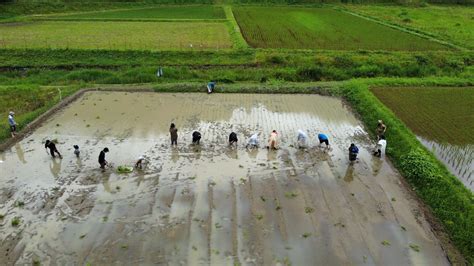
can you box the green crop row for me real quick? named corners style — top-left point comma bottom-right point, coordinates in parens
top-left (233, 6), bottom-right (448, 51)
top-left (338, 79), bottom-right (474, 264)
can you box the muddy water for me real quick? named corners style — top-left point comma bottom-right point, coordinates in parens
top-left (418, 136), bottom-right (473, 191)
top-left (0, 92), bottom-right (449, 265)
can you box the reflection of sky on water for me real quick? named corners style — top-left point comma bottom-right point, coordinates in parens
top-left (418, 136), bottom-right (473, 191)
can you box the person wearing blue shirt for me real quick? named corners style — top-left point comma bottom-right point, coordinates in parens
top-left (318, 133), bottom-right (329, 147)
top-left (207, 81), bottom-right (216, 94)
top-left (8, 111), bottom-right (17, 137)
top-left (348, 143), bottom-right (359, 163)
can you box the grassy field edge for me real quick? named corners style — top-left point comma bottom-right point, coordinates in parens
top-left (338, 80), bottom-right (473, 264)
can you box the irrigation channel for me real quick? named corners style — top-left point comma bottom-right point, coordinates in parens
top-left (0, 92), bottom-right (449, 265)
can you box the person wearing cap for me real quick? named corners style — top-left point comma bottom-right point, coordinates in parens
top-left (135, 155), bottom-right (147, 169)
top-left (8, 111), bottom-right (17, 137)
top-left (99, 147), bottom-right (109, 170)
top-left (376, 120), bottom-right (387, 140)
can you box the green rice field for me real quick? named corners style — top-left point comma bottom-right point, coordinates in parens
top-left (371, 87), bottom-right (474, 145)
top-left (47, 5), bottom-right (226, 20)
top-left (344, 5), bottom-right (474, 49)
top-left (0, 21), bottom-right (232, 50)
top-left (233, 7), bottom-right (449, 51)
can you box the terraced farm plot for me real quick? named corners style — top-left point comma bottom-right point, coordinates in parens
top-left (372, 87), bottom-right (474, 190)
top-left (47, 5), bottom-right (226, 20)
top-left (0, 21), bottom-right (232, 50)
top-left (344, 5), bottom-right (474, 49)
top-left (233, 7), bottom-right (448, 50)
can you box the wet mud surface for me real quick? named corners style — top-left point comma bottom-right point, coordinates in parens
top-left (0, 92), bottom-right (449, 265)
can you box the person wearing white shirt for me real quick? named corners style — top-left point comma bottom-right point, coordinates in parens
top-left (373, 135), bottom-right (387, 157)
top-left (246, 133), bottom-right (259, 148)
top-left (297, 129), bottom-right (308, 148)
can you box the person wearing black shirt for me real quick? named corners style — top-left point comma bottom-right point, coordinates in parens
top-left (45, 140), bottom-right (62, 159)
top-left (99, 147), bottom-right (109, 169)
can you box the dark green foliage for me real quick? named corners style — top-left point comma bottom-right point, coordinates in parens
top-left (340, 81), bottom-right (474, 264)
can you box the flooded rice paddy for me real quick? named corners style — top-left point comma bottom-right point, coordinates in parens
top-left (0, 92), bottom-right (449, 265)
top-left (418, 137), bottom-right (473, 192)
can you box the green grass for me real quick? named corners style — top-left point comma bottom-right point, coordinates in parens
top-left (48, 6), bottom-right (225, 20)
top-left (343, 4), bottom-right (474, 49)
top-left (233, 6), bottom-right (448, 51)
top-left (371, 87), bottom-right (474, 145)
top-left (0, 85), bottom-right (80, 141)
top-left (0, 21), bottom-right (232, 50)
top-left (0, 49), bottom-right (471, 85)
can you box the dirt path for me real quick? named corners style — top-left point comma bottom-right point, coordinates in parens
top-left (0, 92), bottom-right (450, 265)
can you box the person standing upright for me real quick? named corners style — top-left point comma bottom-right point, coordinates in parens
top-left (8, 111), bottom-right (17, 138)
top-left (376, 120), bottom-right (387, 140)
top-left (170, 123), bottom-right (178, 146)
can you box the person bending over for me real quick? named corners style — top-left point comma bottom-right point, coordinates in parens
top-left (297, 129), bottom-right (308, 148)
top-left (373, 135), bottom-right (387, 157)
top-left (192, 131), bottom-right (201, 145)
top-left (246, 133), bottom-right (259, 149)
top-left (318, 133), bottom-right (330, 148)
top-left (348, 143), bottom-right (359, 163)
top-left (45, 140), bottom-right (62, 159)
top-left (267, 130), bottom-right (279, 150)
top-left (229, 132), bottom-right (238, 146)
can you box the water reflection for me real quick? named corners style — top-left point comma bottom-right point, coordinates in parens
top-left (344, 164), bottom-right (355, 182)
top-left (15, 143), bottom-right (27, 164)
top-left (418, 136), bottom-right (473, 191)
top-left (49, 158), bottom-right (62, 179)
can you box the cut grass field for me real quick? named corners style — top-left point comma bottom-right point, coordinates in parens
top-left (343, 4), bottom-right (474, 50)
top-left (371, 87), bottom-right (474, 145)
top-left (0, 21), bottom-right (232, 50)
top-left (46, 5), bottom-right (226, 20)
top-left (233, 6), bottom-right (448, 51)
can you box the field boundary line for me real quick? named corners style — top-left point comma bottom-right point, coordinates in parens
top-left (32, 18), bottom-right (228, 23)
top-left (30, 4), bottom-right (221, 19)
top-left (330, 5), bottom-right (466, 51)
top-left (224, 6), bottom-right (248, 49)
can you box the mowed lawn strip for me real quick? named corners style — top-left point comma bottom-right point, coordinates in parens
top-left (371, 87), bottom-right (474, 145)
top-left (0, 21), bottom-right (232, 50)
top-left (343, 5), bottom-right (474, 49)
top-left (48, 5), bottom-right (226, 20)
top-left (233, 6), bottom-right (448, 51)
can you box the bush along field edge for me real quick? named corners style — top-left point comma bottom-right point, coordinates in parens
top-left (337, 80), bottom-right (474, 264)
